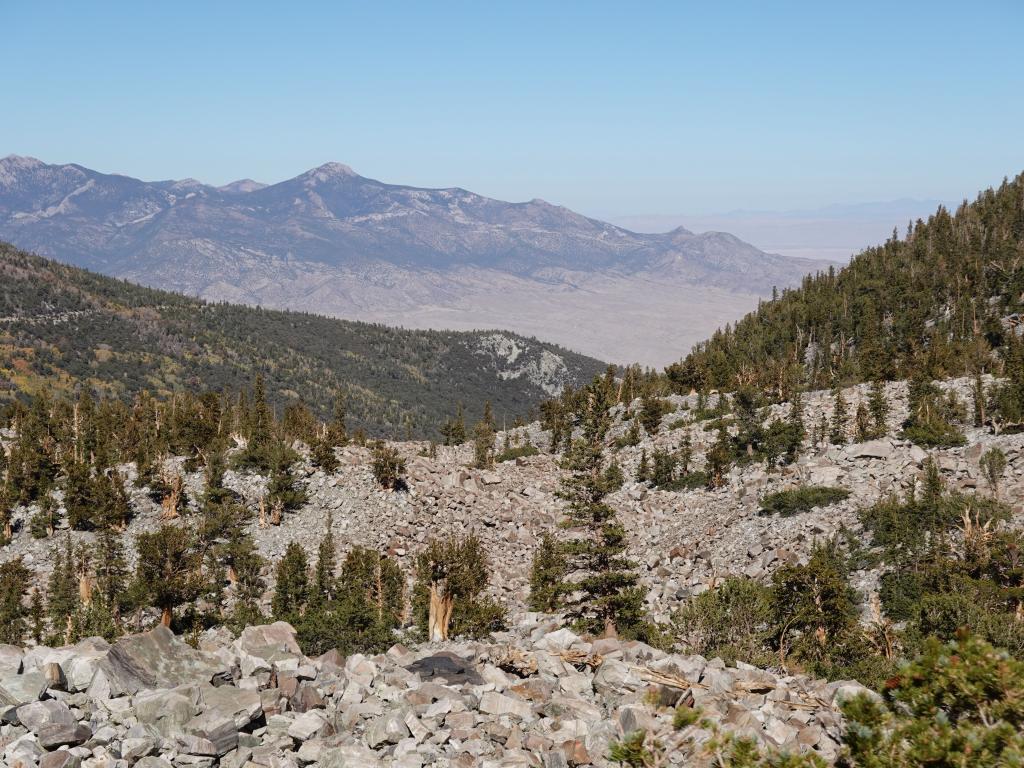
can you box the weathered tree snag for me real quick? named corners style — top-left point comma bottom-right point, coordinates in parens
top-left (78, 574), bottom-right (92, 606)
top-left (161, 474), bottom-right (183, 520)
top-left (161, 606), bottom-right (173, 627)
top-left (428, 582), bottom-right (454, 642)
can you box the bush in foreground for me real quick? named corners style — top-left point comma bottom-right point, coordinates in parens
top-left (840, 633), bottom-right (1024, 767)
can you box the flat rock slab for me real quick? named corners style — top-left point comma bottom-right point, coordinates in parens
top-left (406, 652), bottom-right (484, 686)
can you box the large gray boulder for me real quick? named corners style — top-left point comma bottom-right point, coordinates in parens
top-left (0, 644), bottom-right (24, 676)
top-left (15, 699), bottom-right (77, 733)
top-left (87, 626), bottom-right (227, 698)
top-left (0, 669), bottom-right (48, 707)
top-left (200, 684), bottom-right (263, 729)
top-left (182, 710), bottom-right (239, 756)
top-left (133, 688), bottom-right (199, 736)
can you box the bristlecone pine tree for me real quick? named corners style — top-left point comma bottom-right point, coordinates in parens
top-left (413, 533), bottom-right (504, 641)
top-left (549, 381), bottom-right (648, 639)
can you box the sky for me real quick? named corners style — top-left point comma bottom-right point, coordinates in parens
top-left (3, 0), bottom-right (1023, 217)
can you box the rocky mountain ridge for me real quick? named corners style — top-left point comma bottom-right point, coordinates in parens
top-left (0, 157), bottom-right (829, 365)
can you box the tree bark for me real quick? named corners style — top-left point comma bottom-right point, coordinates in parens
top-left (160, 606), bottom-right (173, 627)
top-left (428, 583), bottom-right (453, 642)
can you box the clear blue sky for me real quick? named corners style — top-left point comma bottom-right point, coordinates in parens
top-left (3, 0), bottom-right (1022, 216)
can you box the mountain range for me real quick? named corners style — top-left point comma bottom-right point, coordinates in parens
top-left (0, 156), bottom-right (828, 366)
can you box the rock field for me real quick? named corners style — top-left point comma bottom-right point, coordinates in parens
top-left (2, 377), bottom-right (1023, 766)
top-left (0, 617), bottom-right (874, 767)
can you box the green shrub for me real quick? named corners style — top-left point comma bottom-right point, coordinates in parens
top-left (609, 705), bottom-right (826, 767)
top-left (758, 486), bottom-right (849, 517)
top-left (658, 471), bottom-right (710, 492)
top-left (639, 396), bottom-right (672, 434)
top-left (841, 634), bottom-right (1024, 767)
top-left (371, 441), bottom-right (407, 490)
top-left (859, 470), bottom-right (1008, 560)
top-left (614, 419), bottom-right (642, 448)
top-left (673, 577), bottom-right (774, 667)
top-left (495, 442), bottom-right (540, 463)
top-left (900, 376), bottom-right (967, 447)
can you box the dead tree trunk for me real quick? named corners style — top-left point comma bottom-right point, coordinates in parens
top-left (428, 582), bottom-right (454, 642)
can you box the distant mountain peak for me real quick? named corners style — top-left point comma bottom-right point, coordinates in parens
top-left (666, 224), bottom-right (694, 236)
top-left (1, 154), bottom-right (44, 166)
top-left (303, 162), bottom-right (359, 181)
top-left (0, 155), bottom-right (47, 185)
top-left (217, 178), bottom-right (268, 194)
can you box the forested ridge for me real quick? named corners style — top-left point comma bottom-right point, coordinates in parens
top-left (0, 243), bottom-right (605, 437)
top-left (665, 172), bottom-right (1024, 394)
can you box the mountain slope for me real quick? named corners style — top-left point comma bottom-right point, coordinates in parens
top-left (0, 242), bottom-right (606, 436)
top-left (0, 156), bottom-right (829, 366)
top-left (664, 172), bottom-right (1024, 392)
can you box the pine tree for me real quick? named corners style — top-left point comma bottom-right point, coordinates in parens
top-left (441, 403), bottom-right (467, 446)
top-left (371, 442), bottom-right (407, 490)
top-left (0, 485), bottom-right (12, 546)
top-left (47, 537), bottom-right (78, 643)
top-left (830, 387), bottom-right (849, 445)
top-left (264, 447), bottom-right (308, 523)
top-left (220, 526), bottom-right (265, 623)
top-left (340, 546), bottom-right (405, 629)
top-left (412, 533), bottom-right (504, 641)
top-left (0, 558), bottom-right (32, 644)
top-left (311, 512), bottom-right (337, 605)
top-left (528, 533), bottom-right (567, 612)
top-left (64, 460), bottom-right (95, 531)
top-left (868, 380), bottom-right (890, 438)
top-left (29, 588), bottom-right (45, 644)
top-left (706, 425), bottom-right (733, 489)
top-left (855, 401), bottom-right (872, 442)
top-left (328, 393), bottom-right (348, 446)
top-left (134, 525), bottom-right (205, 628)
top-left (555, 382), bottom-right (648, 639)
top-left (636, 449), bottom-right (650, 483)
top-left (472, 412), bottom-right (496, 469)
top-left (93, 527), bottom-right (128, 624)
top-left (94, 469), bottom-right (131, 530)
top-left (272, 542), bottom-right (309, 620)
top-left (311, 430), bottom-right (339, 473)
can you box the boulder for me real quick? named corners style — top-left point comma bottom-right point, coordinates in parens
top-left (38, 722), bottom-right (92, 748)
top-left (365, 711), bottom-right (411, 748)
top-left (0, 644), bottom-right (24, 676)
top-left (0, 669), bottom-right (48, 707)
top-left (183, 711), bottom-right (240, 756)
top-left (133, 688), bottom-right (198, 735)
top-left (15, 699), bottom-right (77, 734)
top-left (88, 626), bottom-right (226, 698)
top-left (479, 691), bottom-right (533, 720)
top-left (200, 684), bottom-right (263, 729)
top-left (39, 752), bottom-right (82, 768)
top-left (846, 439), bottom-right (894, 459)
